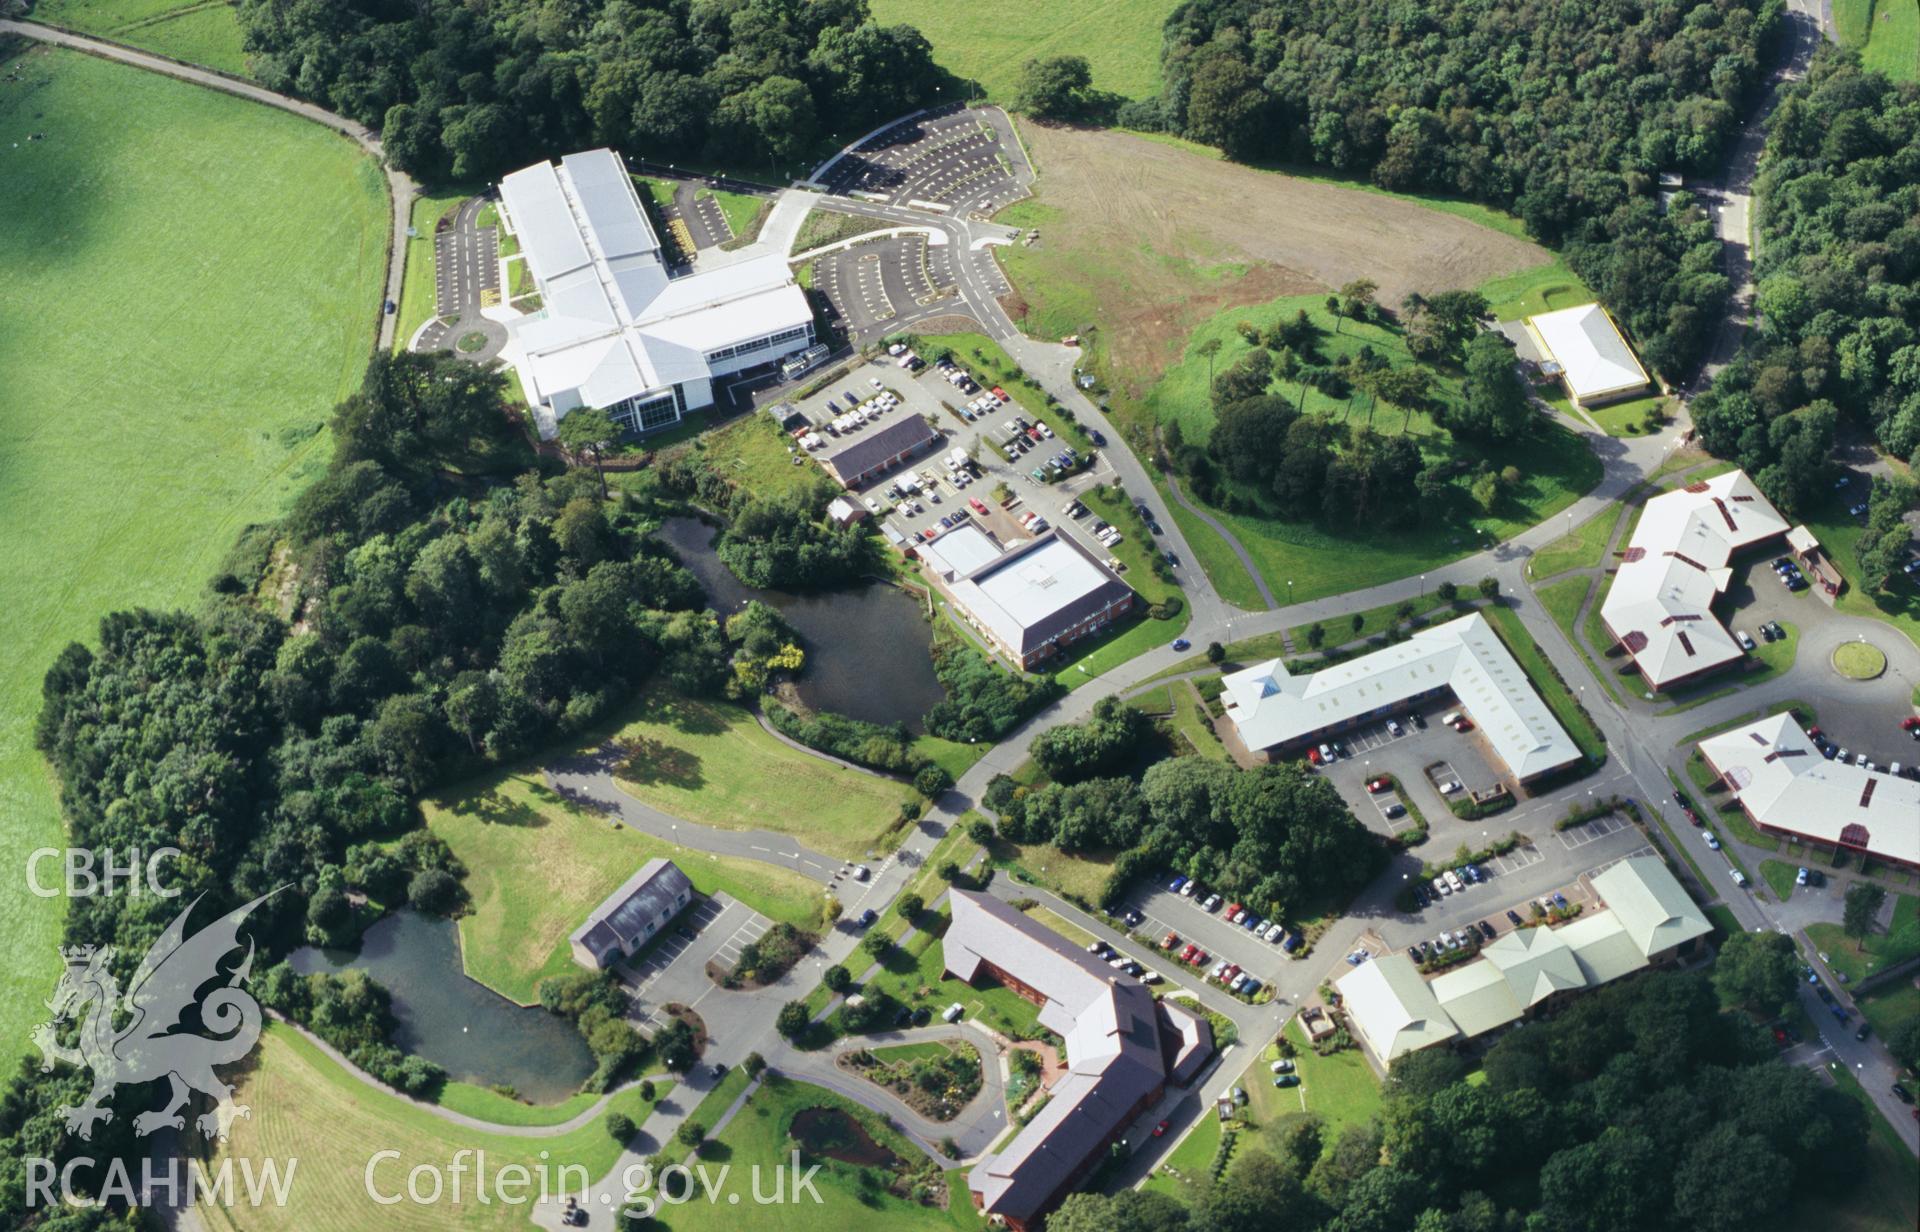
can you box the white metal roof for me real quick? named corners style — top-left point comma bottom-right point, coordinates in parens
top-left (498, 150), bottom-right (809, 419)
top-left (1598, 470), bottom-right (1791, 690)
top-left (1590, 856), bottom-right (1714, 958)
top-left (1221, 614), bottom-right (1581, 781)
top-left (1526, 303), bottom-right (1650, 401)
top-left (919, 523), bottom-right (1002, 579)
top-left (948, 532), bottom-right (1132, 655)
top-left (1698, 714), bottom-right (1920, 867)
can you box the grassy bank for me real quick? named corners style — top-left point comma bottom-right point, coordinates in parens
top-left (0, 43), bottom-right (387, 1062)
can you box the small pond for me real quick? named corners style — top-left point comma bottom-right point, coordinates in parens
top-left (790, 1105), bottom-right (899, 1167)
top-left (288, 910), bottom-right (594, 1104)
top-left (656, 515), bottom-right (944, 731)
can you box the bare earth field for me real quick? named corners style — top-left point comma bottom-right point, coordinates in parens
top-left (1000, 124), bottom-right (1554, 396)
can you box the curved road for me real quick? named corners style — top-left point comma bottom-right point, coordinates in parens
top-left (0, 18), bottom-right (416, 352)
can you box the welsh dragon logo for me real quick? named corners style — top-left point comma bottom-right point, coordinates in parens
top-left (30, 891), bottom-right (275, 1142)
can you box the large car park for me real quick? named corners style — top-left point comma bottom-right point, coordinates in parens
top-left (821, 104), bottom-right (1028, 216)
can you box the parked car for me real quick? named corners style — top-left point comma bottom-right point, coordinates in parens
top-left (1270, 1059), bottom-right (1295, 1074)
top-left (1386, 719), bottom-right (1403, 737)
top-left (1163, 931), bottom-right (1180, 949)
top-left (1202, 894), bottom-right (1222, 912)
top-left (1703, 831), bottom-right (1721, 850)
top-left (1168, 874), bottom-right (1188, 892)
top-left (1366, 777), bottom-right (1392, 794)
top-left (1274, 1074), bottom-right (1300, 1088)
top-left (1506, 909), bottom-right (1524, 926)
top-left (857, 908), bottom-right (878, 927)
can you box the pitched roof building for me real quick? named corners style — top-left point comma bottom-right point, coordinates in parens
top-left (921, 527), bottom-right (1137, 670)
top-left (1597, 470), bottom-right (1796, 691)
top-left (1524, 302), bottom-right (1652, 407)
top-left (1698, 713), bottom-right (1920, 871)
top-left (568, 858), bottom-right (694, 969)
top-left (944, 892), bottom-right (1211, 1231)
top-left (817, 414), bottom-right (943, 488)
top-left (496, 150), bottom-right (813, 439)
top-left (1338, 858), bottom-right (1710, 1066)
top-left (1220, 613), bottom-right (1581, 784)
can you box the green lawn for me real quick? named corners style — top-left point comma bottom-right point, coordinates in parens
top-left (792, 207), bottom-right (896, 253)
top-left (1021, 904), bottom-right (1096, 948)
top-left (1806, 892), bottom-right (1920, 983)
top-left (1159, 485), bottom-right (1273, 610)
top-left (704, 187), bottom-right (768, 244)
top-left (1142, 1109), bottom-right (1223, 1199)
top-left (994, 841), bottom-right (1117, 907)
top-left (1480, 604), bottom-right (1607, 763)
top-left (608, 688), bottom-right (914, 862)
top-left (1171, 681), bottom-right (1229, 760)
top-left (199, 1026), bottom-right (665, 1232)
top-left (1534, 573), bottom-right (1612, 699)
top-left (0, 44), bottom-right (387, 1064)
top-left (1835, 0), bottom-right (1920, 81)
top-left (1480, 258), bottom-right (1598, 322)
top-left (664, 1073), bottom-right (984, 1232)
top-left (425, 767), bottom-right (826, 1003)
top-left (1584, 393), bottom-right (1673, 438)
top-left (1529, 508), bottom-right (1619, 579)
top-left (1293, 595), bottom-right (1468, 651)
top-left (1245, 1020), bottom-right (1384, 1138)
top-left (393, 185), bottom-right (480, 350)
top-left (869, 0), bottom-right (1179, 100)
top-left (1760, 858), bottom-right (1799, 901)
top-left (32, 0), bottom-right (251, 75)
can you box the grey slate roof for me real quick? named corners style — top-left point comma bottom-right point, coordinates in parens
top-left (568, 858), bottom-right (691, 963)
top-left (820, 415), bottom-right (940, 482)
top-left (945, 891), bottom-right (1206, 1224)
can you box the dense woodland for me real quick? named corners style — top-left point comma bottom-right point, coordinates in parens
top-left (1134, 0), bottom-right (1776, 378)
top-left (0, 354), bottom-right (749, 1219)
top-left (1693, 50), bottom-right (1920, 529)
top-left (234, 0), bottom-right (944, 180)
top-left (1051, 967), bottom-right (1867, 1232)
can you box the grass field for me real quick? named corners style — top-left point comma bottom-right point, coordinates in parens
top-left (1759, 859), bottom-right (1799, 901)
top-left (1857, 982), bottom-right (1920, 1043)
top-left (995, 841), bottom-right (1117, 907)
top-left (1021, 904), bottom-right (1096, 948)
top-left (1529, 508), bottom-right (1619, 579)
top-left (425, 766), bottom-right (825, 1002)
top-left (1480, 259), bottom-right (1598, 323)
top-left (31, 0), bottom-right (251, 75)
top-left (861, 907), bottom-right (1047, 1041)
top-left (1171, 681), bottom-right (1229, 760)
top-left (609, 688), bottom-right (913, 862)
top-left (1243, 1019), bottom-right (1384, 1141)
top-left (1835, 0), bottom-right (1920, 81)
top-left (869, 0), bottom-right (1178, 100)
top-left (1806, 892), bottom-right (1920, 983)
top-left (197, 1026), bottom-right (664, 1232)
top-left (0, 45), bottom-right (387, 1063)
top-left (660, 1072), bottom-right (984, 1232)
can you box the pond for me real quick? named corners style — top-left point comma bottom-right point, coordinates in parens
top-left (656, 515), bottom-right (944, 731)
top-left (789, 1105), bottom-right (900, 1168)
top-left (288, 910), bottom-right (594, 1104)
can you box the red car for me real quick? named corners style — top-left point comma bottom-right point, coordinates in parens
top-left (969, 497), bottom-right (989, 515)
top-left (1191, 949), bottom-right (1209, 966)
top-left (1684, 808), bottom-right (1701, 827)
top-left (1178, 943), bottom-right (1197, 963)
top-left (1163, 932), bottom-right (1180, 950)
top-left (1366, 777), bottom-right (1391, 794)
top-left (1455, 718), bottom-right (1475, 732)
top-left (1902, 717), bottom-right (1920, 732)
top-left (1225, 902), bottom-right (1242, 920)
top-left (1307, 748), bottom-right (1323, 766)
top-left (1222, 964), bottom-right (1241, 982)
top-left (992, 386), bottom-right (1010, 403)
top-left (1152, 1120), bottom-right (1169, 1137)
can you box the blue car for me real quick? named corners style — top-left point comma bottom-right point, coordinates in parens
top-left (1281, 934), bottom-right (1301, 953)
top-left (857, 908), bottom-right (878, 928)
top-left (1169, 875), bottom-right (1188, 892)
top-left (1172, 638), bottom-right (1191, 652)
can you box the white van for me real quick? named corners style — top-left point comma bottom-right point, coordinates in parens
top-left (942, 1003), bottom-right (965, 1023)
top-left (1443, 869), bottom-right (1465, 894)
top-left (1441, 711), bottom-right (1463, 728)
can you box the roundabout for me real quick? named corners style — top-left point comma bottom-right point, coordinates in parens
top-left (1831, 640), bottom-right (1888, 681)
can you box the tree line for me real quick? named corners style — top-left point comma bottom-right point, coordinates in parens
top-left (235, 0), bottom-right (946, 181)
top-left (1161, 292), bottom-right (1539, 529)
top-left (985, 753), bottom-right (1382, 924)
top-left (1692, 49), bottom-right (1920, 536)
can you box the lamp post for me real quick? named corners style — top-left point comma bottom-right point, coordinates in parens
top-left (1287, 579), bottom-right (1294, 605)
